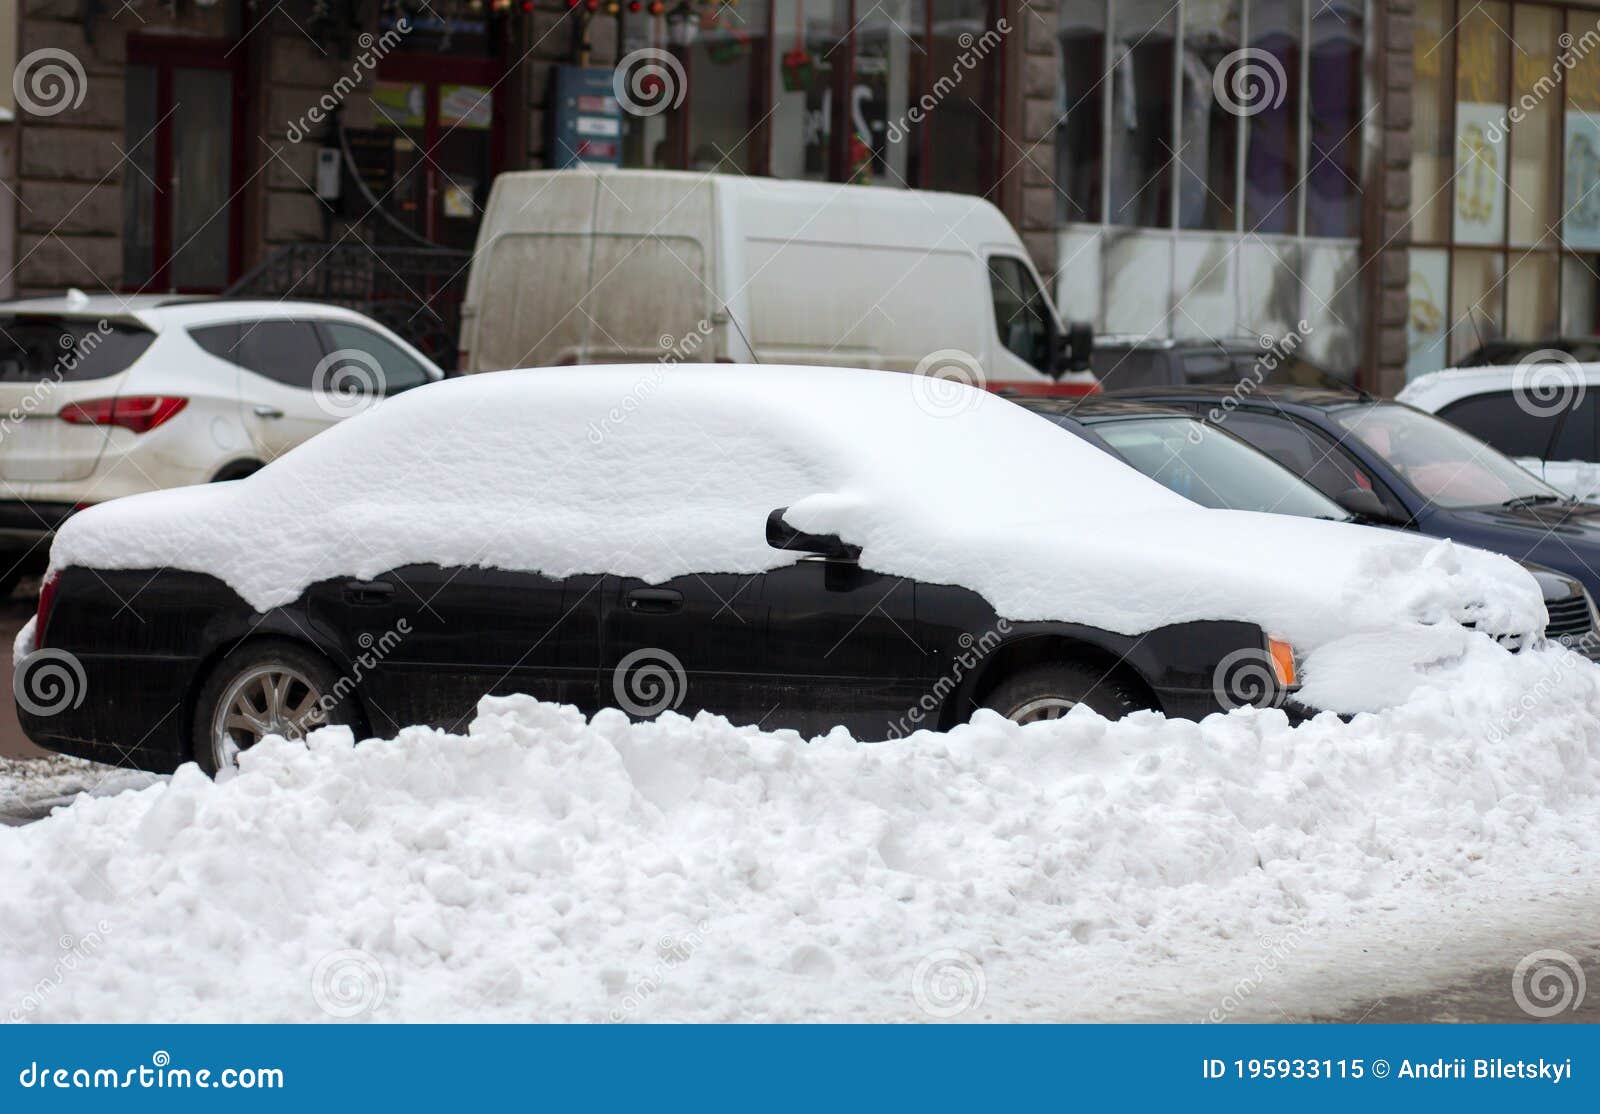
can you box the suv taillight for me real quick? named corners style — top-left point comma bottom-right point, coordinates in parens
top-left (60, 396), bottom-right (188, 433)
top-left (35, 572), bottom-right (58, 648)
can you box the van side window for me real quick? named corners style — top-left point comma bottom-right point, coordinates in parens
top-left (987, 257), bottom-right (1053, 373)
top-left (1437, 390), bottom-right (1561, 460)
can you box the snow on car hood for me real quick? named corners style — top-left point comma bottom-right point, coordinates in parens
top-left (47, 366), bottom-right (1543, 697)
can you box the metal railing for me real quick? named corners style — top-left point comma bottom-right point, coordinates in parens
top-left (225, 242), bottom-right (471, 371)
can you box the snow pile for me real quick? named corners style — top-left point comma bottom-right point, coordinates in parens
top-left (3, 638), bottom-right (1598, 1023)
top-left (45, 366), bottom-right (1543, 712)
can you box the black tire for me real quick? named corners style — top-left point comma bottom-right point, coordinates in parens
top-left (191, 639), bottom-right (360, 776)
top-left (982, 660), bottom-right (1150, 724)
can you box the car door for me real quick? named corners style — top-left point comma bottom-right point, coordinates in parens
top-left (313, 563), bottom-right (604, 736)
top-left (600, 558), bottom-right (925, 738)
top-left (1542, 394), bottom-right (1600, 498)
top-left (229, 318), bottom-right (340, 460)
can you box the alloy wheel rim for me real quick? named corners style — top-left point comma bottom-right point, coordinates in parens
top-left (211, 664), bottom-right (326, 769)
top-left (1006, 696), bottom-right (1078, 724)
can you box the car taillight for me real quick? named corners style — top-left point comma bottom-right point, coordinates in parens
top-left (59, 396), bottom-right (187, 433)
top-left (35, 572), bottom-right (58, 647)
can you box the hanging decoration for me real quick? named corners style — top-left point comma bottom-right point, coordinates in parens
top-left (780, 0), bottom-right (813, 91)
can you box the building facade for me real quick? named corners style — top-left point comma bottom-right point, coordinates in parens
top-left (0, 0), bottom-right (1595, 389)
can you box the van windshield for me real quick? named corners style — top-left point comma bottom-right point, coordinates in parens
top-left (0, 317), bottom-right (156, 383)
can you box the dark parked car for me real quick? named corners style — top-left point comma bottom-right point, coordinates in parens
top-left (1087, 336), bottom-right (1332, 393)
top-left (34, 366), bottom-right (1504, 774)
top-left (1026, 396), bottom-right (1600, 656)
top-left (1113, 384), bottom-right (1600, 649)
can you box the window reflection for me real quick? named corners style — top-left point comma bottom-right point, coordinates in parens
top-left (1109, 0), bottom-right (1175, 227)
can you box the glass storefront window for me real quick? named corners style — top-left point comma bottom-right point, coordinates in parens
top-left (1057, 0), bottom-right (1105, 223)
top-left (1509, 6), bottom-right (1559, 248)
top-left (1109, 0), bottom-right (1176, 227)
top-left (1449, 248), bottom-right (1504, 362)
top-left (1306, 0), bottom-right (1363, 238)
top-left (1178, 0), bottom-right (1239, 231)
top-left (687, 3), bottom-right (771, 172)
top-left (1453, 2), bottom-right (1510, 246)
top-left (1564, 9), bottom-right (1600, 252)
top-left (1243, 0), bottom-right (1300, 235)
top-left (1506, 251), bottom-right (1560, 339)
top-left (1412, 0), bottom-right (1454, 244)
top-left (770, 0), bottom-right (846, 180)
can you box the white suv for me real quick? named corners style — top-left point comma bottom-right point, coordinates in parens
top-left (0, 295), bottom-right (444, 591)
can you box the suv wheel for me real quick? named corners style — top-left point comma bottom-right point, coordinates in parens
top-left (192, 640), bottom-right (358, 775)
top-left (983, 661), bottom-right (1149, 723)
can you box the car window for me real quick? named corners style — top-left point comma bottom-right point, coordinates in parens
top-left (0, 317), bottom-right (155, 382)
top-left (1436, 391), bottom-right (1559, 459)
top-left (1212, 410), bottom-right (1406, 516)
top-left (231, 320), bottom-right (327, 389)
top-left (1091, 347), bottom-right (1168, 389)
top-left (1551, 394), bottom-right (1598, 461)
top-left (1092, 416), bottom-right (1350, 520)
top-left (987, 256), bottom-right (1053, 373)
top-left (188, 322), bottom-right (240, 363)
top-left (318, 322), bottom-right (433, 394)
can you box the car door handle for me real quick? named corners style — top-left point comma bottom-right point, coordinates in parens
top-left (626, 588), bottom-right (682, 614)
top-left (252, 405), bottom-right (284, 419)
top-left (343, 579), bottom-right (396, 605)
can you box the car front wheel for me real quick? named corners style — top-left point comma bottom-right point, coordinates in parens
top-left (983, 661), bottom-right (1149, 724)
top-left (192, 640), bottom-right (359, 775)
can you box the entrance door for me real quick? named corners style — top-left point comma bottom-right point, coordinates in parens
top-left (122, 38), bottom-right (244, 292)
top-left (370, 57), bottom-right (503, 250)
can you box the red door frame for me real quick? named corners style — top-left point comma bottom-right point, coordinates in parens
top-left (125, 36), bottom-right (248, 292)
top-left (374, 54), bottom-right (508, 243)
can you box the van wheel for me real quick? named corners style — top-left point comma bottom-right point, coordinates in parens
top-left (191, 640), bottom-right (358, 775)
top-left (983, 661), bottom-right (1149, 723)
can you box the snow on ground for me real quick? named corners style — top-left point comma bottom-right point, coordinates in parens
top-left (2, 638), bottom-right (1598, 1023)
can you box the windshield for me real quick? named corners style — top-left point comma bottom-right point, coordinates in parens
top-left (1329, 402), bottom-right (1560, 509)
top-left (1091, 416), bottom-right (1351, 519)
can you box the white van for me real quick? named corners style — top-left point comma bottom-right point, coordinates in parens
top-left (459, 169), bottom-right (1091, 387)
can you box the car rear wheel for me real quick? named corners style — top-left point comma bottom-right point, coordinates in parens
top-left (984, 661), bottom-right (1150, 724)
top-left (192, 641), bottom-right (358, 775)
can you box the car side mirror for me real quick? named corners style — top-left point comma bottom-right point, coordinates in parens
top-left (766, 508), bottom-right (861, 560)
top-left (1334, 487), bottom-right (1393, 522)
top-left (1054, 321), bottom-right (1094, 377)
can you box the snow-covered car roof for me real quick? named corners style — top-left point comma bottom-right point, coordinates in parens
top-left (48, 365), bottom-right (1543, 710)
top-left (1399, 362), bottom-right (1600, 412)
